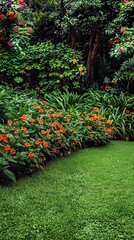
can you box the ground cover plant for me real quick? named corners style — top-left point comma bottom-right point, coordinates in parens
top-left (44, 89), bottom-right (134, 141)
top-left (1, 86), bottom-right (134, 182)
top-left (0, 88), bottom-right (115, 182)
top-left (0, 141), bottom-right (134, 240)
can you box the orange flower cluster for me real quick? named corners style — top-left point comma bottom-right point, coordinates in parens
top-left (2, 145), bottom-right (16, 155)
top-left (51, 112), bottom-right (63, 118)
top-left (0, 134), bottom-right (8, 143)
top-left (104, 127), bottom-right (115, 135)
top-left (35, 139), bottom-right (42, 145)
top-left (21, 127), bottom-right (28, 133)
top-left (37, 118), bottom-right (43, 124)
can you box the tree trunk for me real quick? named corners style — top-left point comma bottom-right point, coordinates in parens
top-left (70, 33), bottom-right (76, 49)
top-left (85, 32), bottom-right (101, 88)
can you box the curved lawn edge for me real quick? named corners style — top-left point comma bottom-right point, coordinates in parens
top-left (0, 140), bottom-right (134, 240)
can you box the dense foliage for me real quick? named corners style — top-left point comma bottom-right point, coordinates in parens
top-left (0, 0), bottom-right (133, 182)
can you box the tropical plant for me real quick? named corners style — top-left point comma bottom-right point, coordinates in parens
top-left (0, 89), bottom-right (115, 182)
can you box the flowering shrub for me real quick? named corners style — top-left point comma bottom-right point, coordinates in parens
top-left (0, 0), bottom-right (33, 49)
top-left (82, 90), bottom-right (134, 141)
top-left (0, 42), bottom-right (86, 91)
top-left (107, 0), bottom-right (134, 93)
top-left (0, 92), bottom-right (115, 181)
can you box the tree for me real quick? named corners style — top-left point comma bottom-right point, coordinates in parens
top-left (31, 0), bottom-right (120, 88)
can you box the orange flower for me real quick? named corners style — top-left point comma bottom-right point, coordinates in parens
top-left (64, 118), bottom-right (70, 122)
top-left (28, 152), bottom-right (34, 158)
top-left (78, 67), bottom-right (83, 73)
top-left (43, 101), bottom-right (47, 105)
top-left (98, 122), bottom-right (102, 128)
top-left (92, 108), bottom-right (99, 113)
top-left (60, 127), bottom-right (66, 134)
top-left (38, 108), bottom-right (44, 113)
top-left (55, 131), bottom-right (61, 136)
top-left (24, 142), bottom-right (30, 147)
top-left (74, 139), bottom-right (78, 143)
top-left (35, 139), bottom-right (42, 145)
top-left (34, 103), bottom-right (39, 108)
top-left (46, 129), bottom-right (50, 133)
top-left (14, 129), bottom-right (19, 134)
top-left (72, 58), bottom-right (77, 63)
top-left (37, 118), bottom-right (43, 124)
top-left (2, 145), bottom-right (11, 152)
top-left (70, 128), bottom-right (75, 132)
top-left (46, 135), bottom-right (51, 140)
top-left (41, 130), bottom-right (46, 134)
top-left (90, 134), bottom-right (94, 138)
top-left (10, 148), bottom-right (16, 155)
top-left (21, 127), bottom-right (28, 133)
top-left (6, 134), bottom-right (12, 138)
top-left (0, 134), bottom-right (4, 141)
top-left (87, 125), bottom-right (92, 130)
top-left (20, 115), bottom-right (27, 122)
top-left (3, 137), bottom-right (8, 143)
top-left (29, 118), bottom-right (34, 123)
top-left (7, 120), bottom-right (13, 125)
top-left (42, 141), bottom-right (49, 148)
top-left (89, 117), bottom-right (95, 122)
top-left (107, 120), bottom-right (112, 125)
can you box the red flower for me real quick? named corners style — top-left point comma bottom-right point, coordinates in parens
top-left (8, 11), bottom-right (15, 17)
top-left (53, 148), bottom-right (57, 153)
top-left (2, 145), bottom-right (11, 152)
top-left (125, 109), bottom-right (131, 114)
top-left (68, 151), bottom-right (71, 156)
top-left (114, 39), bottom-right (121, 43)
top-left (10, 148), bottom-right (16, 155)
top-left (0, 14), bottom-right (5, 19)
top-left (35, 163), bottom-right (39, 168)
top-left (105, 85), bottom-right (109, 89)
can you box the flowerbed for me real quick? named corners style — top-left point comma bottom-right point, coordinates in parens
top-left (0, 97), bottom-right (115, 182)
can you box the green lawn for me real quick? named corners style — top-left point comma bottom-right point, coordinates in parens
top-left (0, 141), bottom-right (134, 240)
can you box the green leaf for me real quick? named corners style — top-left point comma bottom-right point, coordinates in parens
top-left (3, 169), bottom-right (16, 182)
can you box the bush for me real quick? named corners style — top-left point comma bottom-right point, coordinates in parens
top-left (0, 89), bottom-right (114, 182)
top-left (0, 42), bottom-right (86, 92)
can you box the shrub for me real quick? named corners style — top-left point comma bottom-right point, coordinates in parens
top-left (0, 42), bottom-right (86, 92)
top-left (0, 90), bottom-right (114, 182)
top-left (82, 90), bottom-right (134, 141)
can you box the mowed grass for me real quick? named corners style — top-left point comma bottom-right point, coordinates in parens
top-left (0, 141), bottom-right (134, 240)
